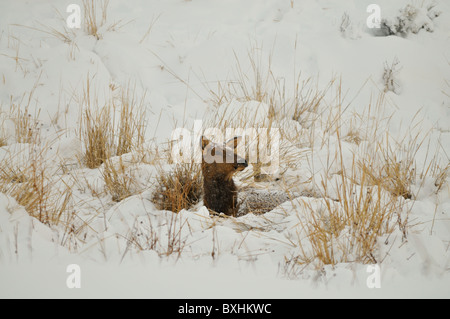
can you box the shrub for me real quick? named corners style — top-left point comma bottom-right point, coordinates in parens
top-left (380, 4), bottom-right (441, 36)
top-left (382, 57), bottom-right (401, 94)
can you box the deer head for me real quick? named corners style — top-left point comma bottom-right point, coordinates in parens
top-left (201, 136), bottom-right (248, 181)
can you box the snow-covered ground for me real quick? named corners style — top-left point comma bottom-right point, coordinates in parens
top-left (0, 0), bottom-right (449, 298)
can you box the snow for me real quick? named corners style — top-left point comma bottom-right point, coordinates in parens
top-left (1, 0), bottom-right (450, 298)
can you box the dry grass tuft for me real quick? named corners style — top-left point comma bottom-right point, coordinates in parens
top-left (434, 163), bottom-right (449, 192)
top-left (151, 163), bottom-right (203, 213)
top-left (292, 144), bottom-right (405, 268)
top-left (0, 110), bottom-right (7, 147)
top-left (383, 57), bottom-right (401, 94)
top-left (80, 80), bottom-right (147, 169)
top-left (280, 91), bottom-right (431, 270)
top-left (358, 143), bottom-right (415, 200)
top-left (103, 157), bottom-right (136, 202)
top-left (8, 81), bottom-right (41, 144)
top-left (0, 137), bottom-right (7, 148)
top-left (0, 147), bottom-right (72, 225)
top-left (126, 211), bottom-right (189, 258)
top-left (82, 0), bottom-right (130, 39)
top-left (81, 105), bottom-right (113, 169)
top-left (83, 0), bottom-right (109, 39)
top-left (115, 84), bottom-right (147, 156)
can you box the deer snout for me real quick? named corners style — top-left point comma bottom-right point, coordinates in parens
top-left (234, 159), bottom-right (248, 171)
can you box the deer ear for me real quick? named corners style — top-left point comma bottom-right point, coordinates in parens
top-left (201, 136), bottom-right (211, 150)
top-left (225, 136), bottom-right (242, 149)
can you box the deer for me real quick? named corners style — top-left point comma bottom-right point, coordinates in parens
top-left (201, 136), bottom-right (247, 216)
top-left (201, 136), bottom-right (291, 217)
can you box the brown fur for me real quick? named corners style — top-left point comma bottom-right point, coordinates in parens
top-left (201, 136), bottom-right (247, 216)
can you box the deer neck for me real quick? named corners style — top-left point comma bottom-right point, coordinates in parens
top-left (202, 175), bottom-right (238, 216)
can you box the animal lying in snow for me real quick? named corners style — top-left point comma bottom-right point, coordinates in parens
top-left (201, 136), bottom-right (292, 217)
